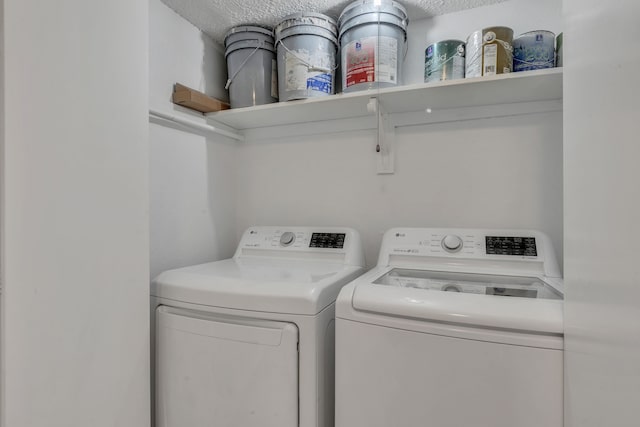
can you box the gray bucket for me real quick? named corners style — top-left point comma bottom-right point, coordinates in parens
top-left (224, 26), bottom-right (278, 108)
top-left (338, 0), bottom-right (408, 93)
top-left (275, 12), bottom-right (338, 101)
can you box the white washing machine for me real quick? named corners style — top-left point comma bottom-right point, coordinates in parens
top-left (151, 226), bottom-right (364, 427)
top-left (335, 228), bottom-right (564, 427)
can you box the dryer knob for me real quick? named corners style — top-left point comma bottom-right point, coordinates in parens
top-left (280, 231), bottom-right (296, 246)
top-left (442, 235), bottom-right (463, 252)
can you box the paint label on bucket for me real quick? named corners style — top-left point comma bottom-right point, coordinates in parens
top-left (483, 44), bottom-right (498, 75)
top-left (427, 55), bottom-right (464, 81)
top-left (344, 36), bottom-right (398, 88)
top-left (466, 53), bottom-right (481, 78)
top-left (513, 31), bottom-right (555, 72)
top-left (307, 73), bottom-right (332, 94)
top-left (284, 50), bottom-right (333, 94)
top-left (425, 41), bottom-right (465, 82)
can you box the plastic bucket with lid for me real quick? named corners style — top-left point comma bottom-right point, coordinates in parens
top-left (338, 0), bottom-right (408, 93)
top-left (224, 26), bottom-right (278, 108)
top-left (275, 12), bottom-right (338, 101)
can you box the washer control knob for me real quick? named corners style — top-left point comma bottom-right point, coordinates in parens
top-left (280, 231), bottom-right (296, 246)
top-left (442, 235), bottom-right (463, 252)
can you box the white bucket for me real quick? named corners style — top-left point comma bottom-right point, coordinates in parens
top-left (224, 26), bottom-right (278, 108)
top-left (275, 13), bottom-right (338, 101)
top-left (338, 0), bottom-right (408, 93)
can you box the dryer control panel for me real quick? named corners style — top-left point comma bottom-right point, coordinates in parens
top-left (309, 232), bottom-right (346, 249)
top-left (234, 226), bottom-right (364, 266)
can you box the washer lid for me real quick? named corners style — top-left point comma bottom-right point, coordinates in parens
top-left (375, 268), bottom-right (562, 299)
top-left (351, 268), bottom-right (563, 334)
top-left (152, 258), bottom-right (363, 315)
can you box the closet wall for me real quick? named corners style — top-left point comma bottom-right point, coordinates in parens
top-left (234, 0), bottom-right (564, 267)
top-left (0, 0), bottom-right (4, 416)
top-left (2, 0), bottom-right (149, 425)
top-left (150, 0), bottom-right (237, 279)
top-left (563, 0), bottom-right (640, 425)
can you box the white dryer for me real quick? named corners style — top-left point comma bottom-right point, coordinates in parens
top-left (152, 226), bottom-right (364, 427)
top-left (335, 228), bottom-right (563, 427)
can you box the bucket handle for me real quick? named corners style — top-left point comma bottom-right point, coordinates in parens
top-left (225, 41), bottom-right (265, 90)
top-left (513, 58), bottom-right (555, 67)
top-left (403, 38), bottom-right (409, 63)
top-left (276, 39), bottom-right (339, 73)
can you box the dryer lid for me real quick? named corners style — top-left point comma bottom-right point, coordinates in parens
top-left (152, 258), bottom-right (364, 315)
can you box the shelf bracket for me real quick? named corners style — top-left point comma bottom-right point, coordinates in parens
top-left (368, 97), bottom-right (395, 174)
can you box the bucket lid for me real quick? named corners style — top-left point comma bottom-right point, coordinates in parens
top-left (225, 38), bottom-right (276, 57)
top-left (515, 30), bottom-right (556, 39)
top-left (224, 25), bottom-right (274, 46)
top-left (426, 39), bottom-right (466, 56)
top-left (275, 12), bottom-right (339, 46)
top-left (428, 39), bottom-right (465, 48)
top-left (467, 26), bottom-right (513, 45)
top-left (481, 26), bottom-right (514, 36)
top-left (275, 12), bottom-right (338, 34)
top-left (339, 0), bottom-right (408, 38)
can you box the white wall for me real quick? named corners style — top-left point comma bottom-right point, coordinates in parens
top-left (563, 1), bottom-right (640, 425)
top-left (236, 0), bottom-right (563, 267)
top-left (149, 0), bottom-right (228, 108)
top-left (1, 1), bottom-right (149, 426)
top-left (149, 0), bottom-right (237, 279)
top-left (237, 112), bottom-right (562, 267)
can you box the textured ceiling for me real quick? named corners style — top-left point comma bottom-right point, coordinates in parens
top-left (161, 0), bottom-right (508, 44)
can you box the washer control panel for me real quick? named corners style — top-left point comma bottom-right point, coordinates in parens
top-left (376, 228), bottom-right (561, 278)
top-left (383, 229), bottom-right (544, 261)
top-left (485, 236), bottom-right (537, 256)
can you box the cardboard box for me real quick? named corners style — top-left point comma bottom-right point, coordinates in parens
top-left (172, 83), bottom-right (230, 113)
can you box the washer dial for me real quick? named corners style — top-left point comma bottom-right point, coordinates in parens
top-left (279, 231), bottom-right (296, 246)
top-left (442, 234), bottom-right (463, 253)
